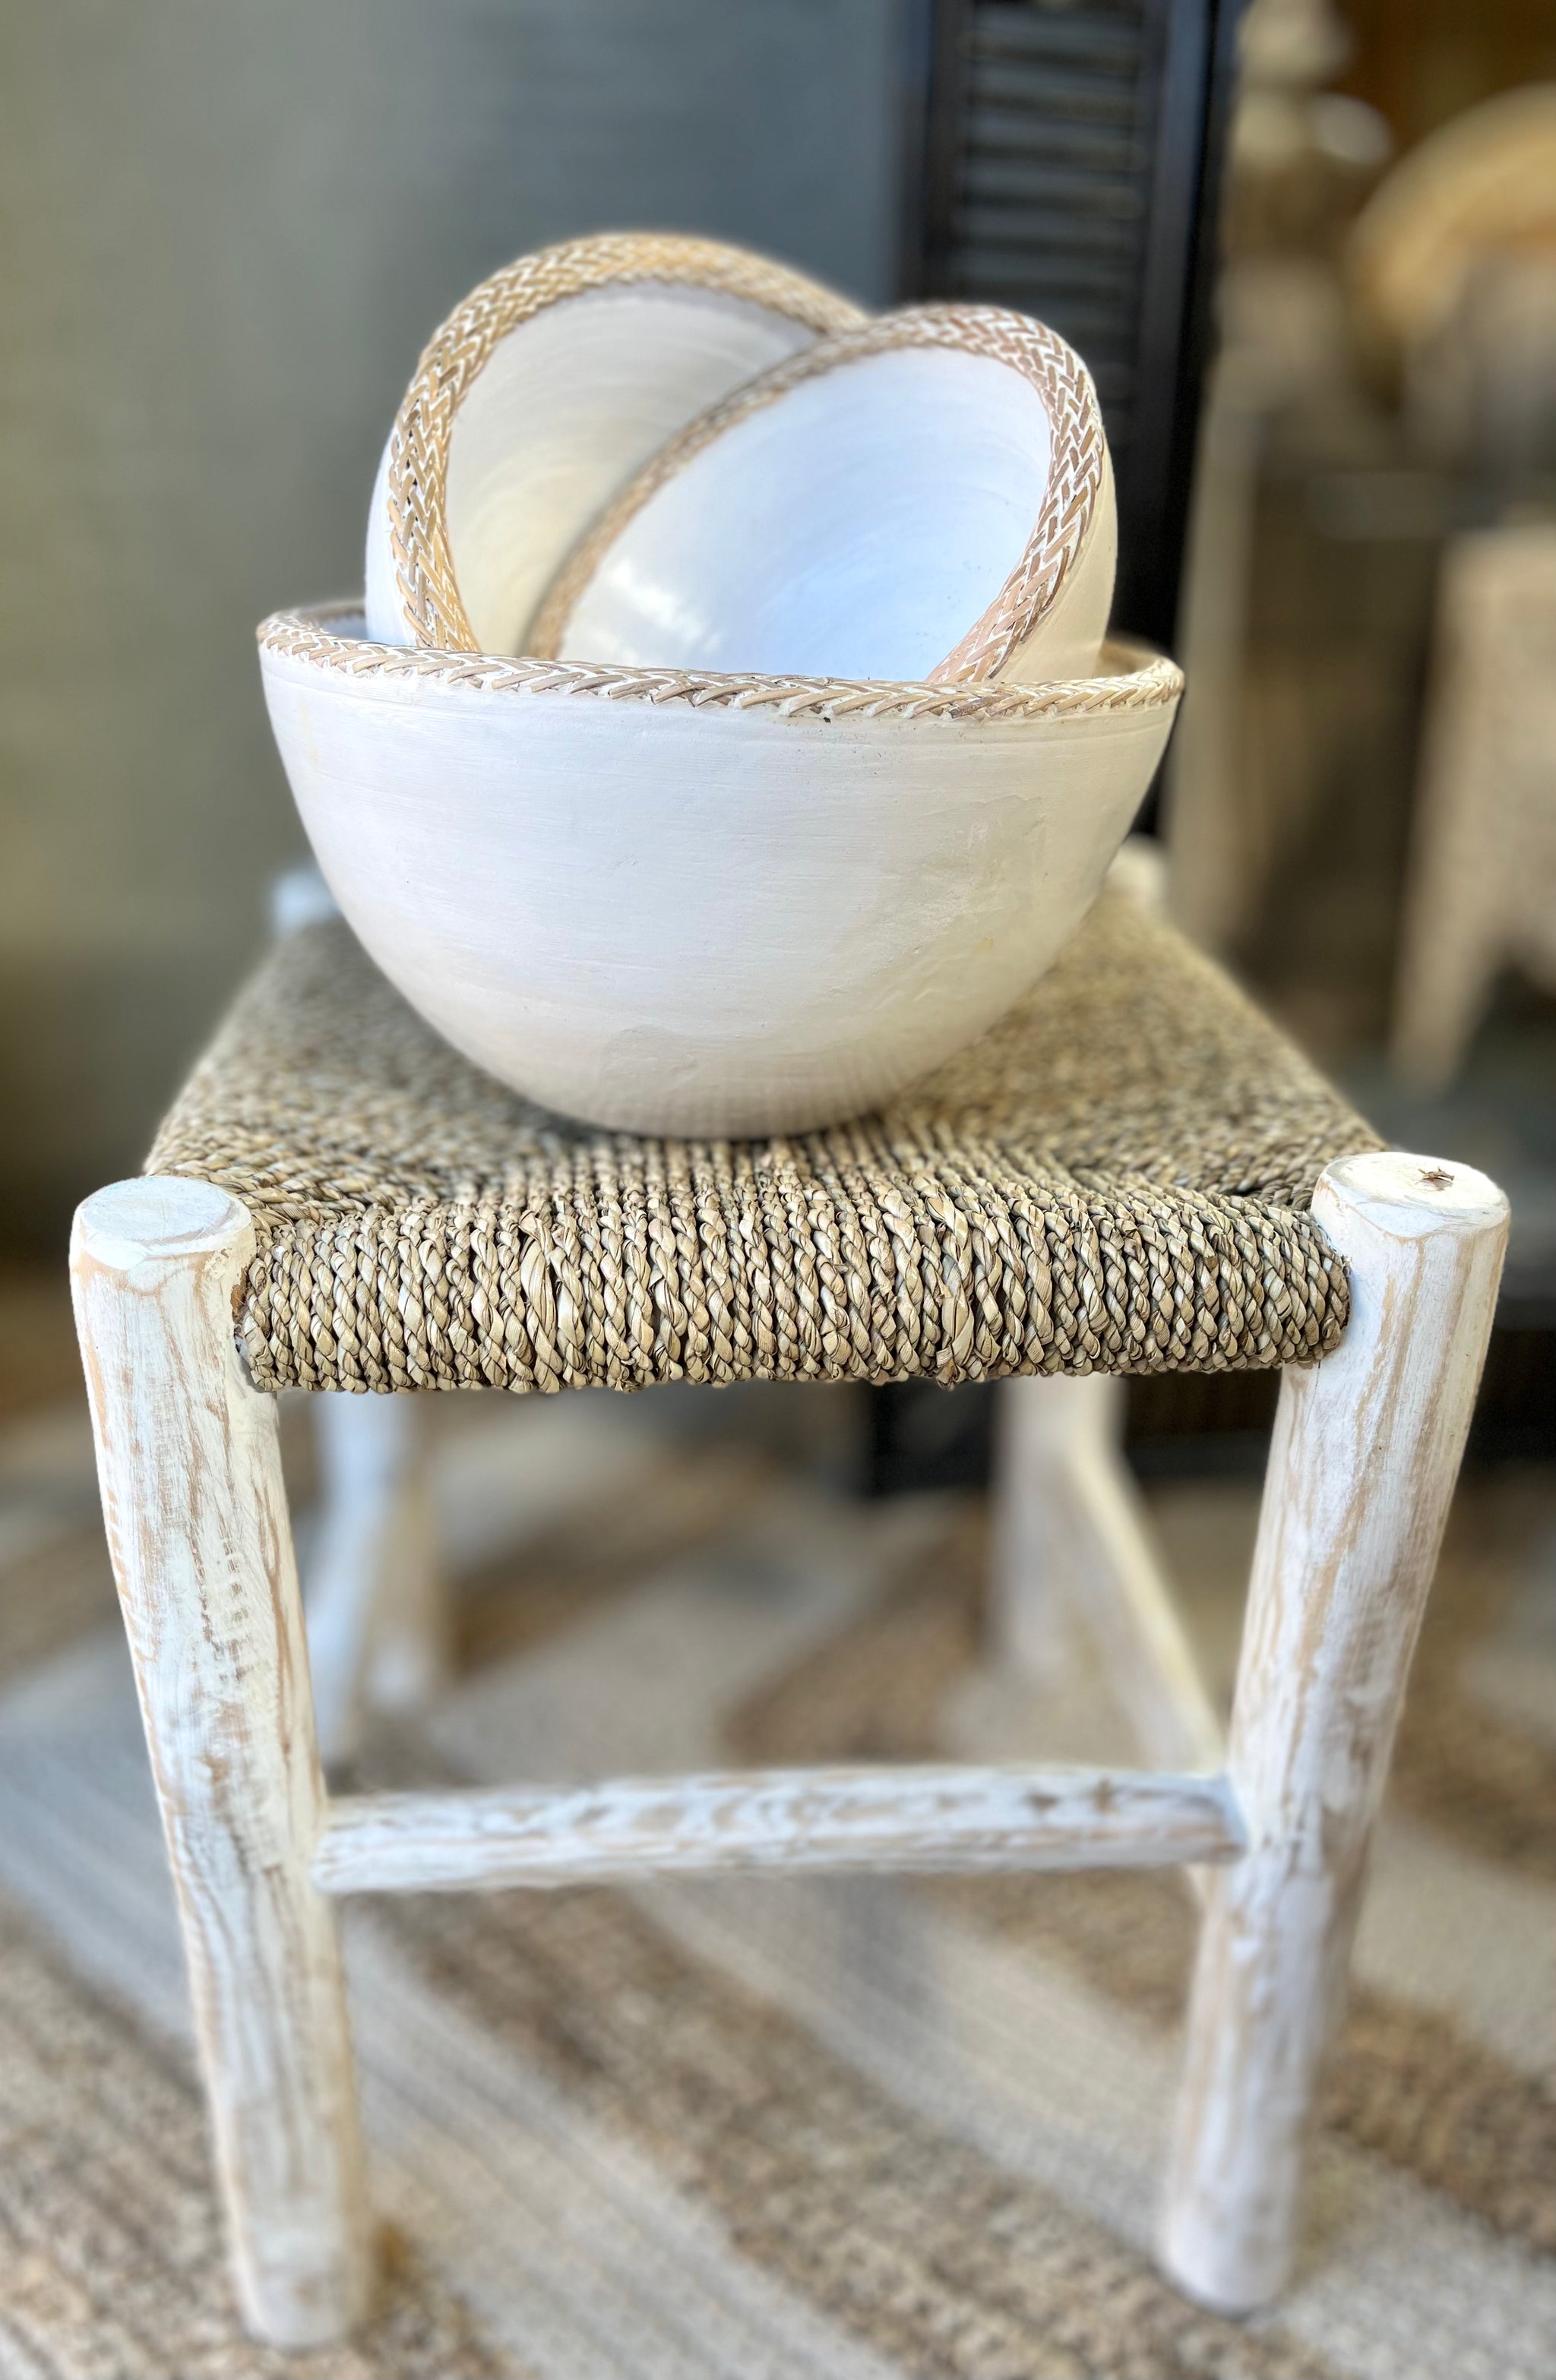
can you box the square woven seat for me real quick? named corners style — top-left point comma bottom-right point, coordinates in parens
top-left (147, 881), bottom-right (1381, 1396)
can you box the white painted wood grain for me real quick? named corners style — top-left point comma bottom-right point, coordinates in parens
top-left (314, 1762), bottom-right (1243, 1894)
top-left (1161, 1149), bottom-right (1509, 2314)
top-left (71, 1177), bottom-right (372, 2348)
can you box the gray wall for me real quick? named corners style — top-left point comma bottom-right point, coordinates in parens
top-left (0, 0), bottom-right (903, 1245)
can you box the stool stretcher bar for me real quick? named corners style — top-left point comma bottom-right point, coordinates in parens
top-left (312, 1763), bottom-right (1245, 1893)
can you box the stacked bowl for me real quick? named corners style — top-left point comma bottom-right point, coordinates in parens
top-left (260, 234), bottom-right (1182, 1136)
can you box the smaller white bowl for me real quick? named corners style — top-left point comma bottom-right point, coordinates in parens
top-left (529, 305), bottom-right (1116, 687)
top-left (364, 232), bottom-right (863, 656)
top-left (259, 604), bottom-right (1179, 1139)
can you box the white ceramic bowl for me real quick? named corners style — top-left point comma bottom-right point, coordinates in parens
top-left (259, 604), bottom-right (1181, 1138)
top-left (529, 305), bottom-right (1116, 686)
top-left (364, 233), bottom-right (864, 656)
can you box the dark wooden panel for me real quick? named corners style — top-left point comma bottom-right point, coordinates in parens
top-left (900, 0), bottom-right (1246, 648)
top-left (874, 0), bottom-right (1252, 1497)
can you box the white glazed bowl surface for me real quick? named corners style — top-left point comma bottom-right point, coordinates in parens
top-left (531, 307), bottom-right (1116, 687)
top-left (260, 605), bottom-right (1181, 1139)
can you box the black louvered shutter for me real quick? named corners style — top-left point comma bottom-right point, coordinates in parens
top-left (866, 0), bottom-right (1244, 1495)
top-left (901, 0), bottom-right (1244, 648)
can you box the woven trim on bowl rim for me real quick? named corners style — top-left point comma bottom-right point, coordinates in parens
top-left (385, 233), bottom-right (865, 653)
top-left (529, 305), bottom-right (1109, 687)
top-left (258, 602), bottom-right (1183, 724)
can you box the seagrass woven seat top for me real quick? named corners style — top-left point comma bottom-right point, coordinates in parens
top-left (147, 880), bottom-right (1380, 1396)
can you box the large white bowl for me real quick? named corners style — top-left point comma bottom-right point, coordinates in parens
top-left (259, 604), bottom-right (1182, 1138)
top-left (530, 305), bottom-right (1116, 687)
top-left (364, 233), bottom-right (863, 656)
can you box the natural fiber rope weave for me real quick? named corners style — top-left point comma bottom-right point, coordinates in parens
top-left (259, 604), bottom-right (1183, 724)
top-left (147, 887), bottom-right (1379, 1396)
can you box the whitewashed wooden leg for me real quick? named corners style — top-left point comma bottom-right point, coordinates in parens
top-left (71, 1178), bottom-right (373, 2347)
top-left (989, 1372), bottom-right (1099, 1686)
top-left (306, 1392), bottom-right (447, 1771)
top-left (991, 1372), bottom-right (1222, 1771)
top-left (364, 1420), bottom-right (448, 1718)
top-left (1161, 1151), bottom-right (1507, 2312)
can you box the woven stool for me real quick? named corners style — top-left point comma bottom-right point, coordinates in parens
top-left (70, 870), bottom-right (1506, 2345)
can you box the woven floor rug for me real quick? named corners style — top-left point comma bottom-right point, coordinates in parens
top-left (0, 1297), bottom-right (1552, 2378)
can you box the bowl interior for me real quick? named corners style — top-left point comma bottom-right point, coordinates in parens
top-left (546, 343), bottom-right (1058, 683)
top-left (365, 285), bottom-right (837, 654)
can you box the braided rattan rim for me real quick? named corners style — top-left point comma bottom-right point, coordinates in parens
top-left (258, 601), bottom-right (1183, 725)
top-left (384, 234), bottom-right (865, 653)
top-left (529, 305), bottom-right (1108, 686)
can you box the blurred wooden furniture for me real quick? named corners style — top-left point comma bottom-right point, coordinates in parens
top-left (1171, 77), bottom-right (1556, 972)
top-left (1393, 525), bottom-right (1556, 1088)
top-left (70, 861), bottom-right (1504, 2344)
top-left (1349, 82), bottom-right (1556, 378)
top-left (1164, 0), bottom-right (1392, 954)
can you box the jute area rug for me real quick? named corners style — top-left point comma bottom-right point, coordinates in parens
top-left (0, 1288), bottom-right (1551, 2378)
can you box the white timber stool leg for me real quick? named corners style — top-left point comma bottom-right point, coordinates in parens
top-left (71, 1178), bottom-right (373, 2347)
top-left (1161, 1150), bottom-right (1507, 2310)
top-left (992, 1371), bottom-right (1225, 1772)
top-left (305, 1392), bottom-right (448, 1772)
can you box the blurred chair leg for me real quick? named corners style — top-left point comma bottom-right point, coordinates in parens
top-left (1391, 641), bottom-right (1500, 1088)
top-left (1392, 903), bottom-right (1498, 1093)
top-left (988, 1372), bottom-right (1095, 1689)
top-left (305, 1392), bottom-right (448, 1772)
top-left (991, 1372), bottom-right (1222, 1772)
top-left (1389, 528), bottom-right (1556, 1092)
